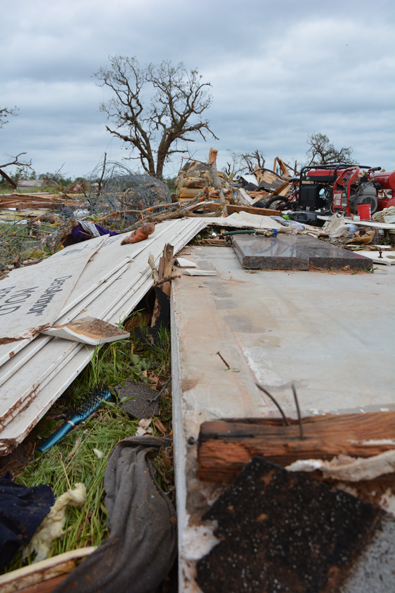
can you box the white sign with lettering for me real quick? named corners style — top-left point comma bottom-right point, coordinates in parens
top-left (0, 236), bottom-right (107, 346)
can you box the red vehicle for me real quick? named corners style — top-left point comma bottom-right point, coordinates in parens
top-left (372, 170), bottom-right (395, 210)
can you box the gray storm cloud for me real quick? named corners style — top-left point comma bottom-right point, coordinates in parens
top-left (1, 0), bottom-right (394, 177)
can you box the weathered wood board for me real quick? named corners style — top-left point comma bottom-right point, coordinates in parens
top-left (43, 317), bottom-right (130, 345)
top-left (198, 412), bottom-right (395, 482)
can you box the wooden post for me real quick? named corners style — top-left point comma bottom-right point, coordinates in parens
top-left (207, 162), bottom-right (227, 217)
top-left (208, 147), bottom-right (218, 167)
top-left (159, 243), bottom-right (174, 296)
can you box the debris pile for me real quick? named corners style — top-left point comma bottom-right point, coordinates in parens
top-left (85, 161), bottom-right (172, 224)
top-left (175, 159), bottom-right (233, 202)
top-left (1, 153), bottom-right (395, 593)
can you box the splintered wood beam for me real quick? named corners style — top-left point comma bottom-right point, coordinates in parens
top-left (208, 147), bottom-right (218, 166)
top-left (160, 243), bottom-right (174, 296)
top-left (197, 412), bottom-right (395, 483)
top-left (148, 253), bottom-right (159, 283)
top-left (269, 180), bottom-right (291, 197)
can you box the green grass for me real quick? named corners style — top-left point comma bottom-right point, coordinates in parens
top-left (9, 405), bottom-right (138, 570)
top-left (0, 221), bottom-right (55, 267)
top-left (5, 324), bottom-right (173, 572)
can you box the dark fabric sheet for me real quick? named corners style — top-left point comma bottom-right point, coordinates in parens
top-left (0, 471), bottom-right (54, 571)
top-left (54, 436), bottom-right (176, 593)
top-left (71, 223), bottom-right (118, 243)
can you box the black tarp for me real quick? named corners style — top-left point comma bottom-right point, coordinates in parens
top-left (0, 471), bottom-right (54, 571)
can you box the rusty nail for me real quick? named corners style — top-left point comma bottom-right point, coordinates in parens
top-left (255, 383), bottom-right (289, 426)
top-left (292, 383), bottom-right (304, 440)
top-left (216, 351), bottom-right (230, 370)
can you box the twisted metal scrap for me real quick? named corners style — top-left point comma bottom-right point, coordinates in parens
top-left (86, 161), bottom-right (172, 223)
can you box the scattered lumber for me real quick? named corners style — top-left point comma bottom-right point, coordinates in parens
top-left (204, 202), bottom-right (279, 217)
top-left (0, 193), bottom-right (81, 210)
top-left (176, 156), bottom-right (231, 203)
top-left (122, 189), bottom-right (209, 232)
top-left (198, 412), bottom-right (395, 483)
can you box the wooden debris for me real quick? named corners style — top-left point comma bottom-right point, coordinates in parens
top-left (120, 222), bottom-right (155, 245)
top-left (0, 547), bottom-right (96, 593)
top-left (159, 243), bottom-right (174, 296)
top-left (198, 412), bottom-right (395, 483)
top-left (148, 253), bottom-right (159, 283)
top-left (203, 202), bottom-right (279, 217)
top-left (122, 189), bottom-right (208, 232)
top-left (207, 147), bottom-right (218, 166)
top-left (207, 161), bottom-right (227, 216)
top-left (154, 272), bottom-right (181, 287)
top-left (0, 193), bottom-right (80, 210)
top-left (42, 317), bottom-right (130, 345)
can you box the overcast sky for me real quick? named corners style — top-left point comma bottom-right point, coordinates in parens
top-left (1, 0), bottom-right (394, 180)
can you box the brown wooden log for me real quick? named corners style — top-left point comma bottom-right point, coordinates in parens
top-left (198, 412), bottom-right (395, 483)
top-left (178, 187), bottom-right (201, 198)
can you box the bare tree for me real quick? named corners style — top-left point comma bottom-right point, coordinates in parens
top-left (0, 106), bottom-right (18, 129)
top-left (241, 149), bottom-right (266, 173)
top-left (94, 57), bottom-right (218, 179)
top-left (306, 133), bottom-right (355, 166)
top-left (0, 153), bottom-right (32, 170)
top-left (223, 149), bottom-right (266, 178)
top-left (0, 107), bottom-right (32, 173)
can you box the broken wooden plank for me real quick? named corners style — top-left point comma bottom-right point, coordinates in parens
top-left (42, 317), bottom-right (130, 345)
top-left (0, 547), bottom-right (96, 593)
top-left (198, 412), bottom-right (395, 482)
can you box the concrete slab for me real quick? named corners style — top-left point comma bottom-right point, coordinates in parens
top-left (232, 233), bottom-right (372, 270)
top-left (171, 245), bottom-right (395, 592)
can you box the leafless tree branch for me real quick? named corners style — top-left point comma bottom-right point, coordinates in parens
top-left (94, 57), bottom-right (218, 179)
top-left (0, 153), bottom-right (32, 170)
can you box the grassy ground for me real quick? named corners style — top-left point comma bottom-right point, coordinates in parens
top-left (0, 219), bottom-right (57, 268)
top-left (3, 314), bottom-right (173, 573)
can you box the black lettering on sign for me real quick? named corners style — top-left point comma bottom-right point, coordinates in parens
top-left (0, 305), bottom-right (20, 316)
top-left (60, 245), bottom-right (87, 256)
top-left (0, 286), bottom-right (16, 301)
top-left (27, 276), bottom-right (72, 317)
top-left (0, 287), bottom-right (39, 316)
top-left (102, 235), bottom-right (119, 248)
